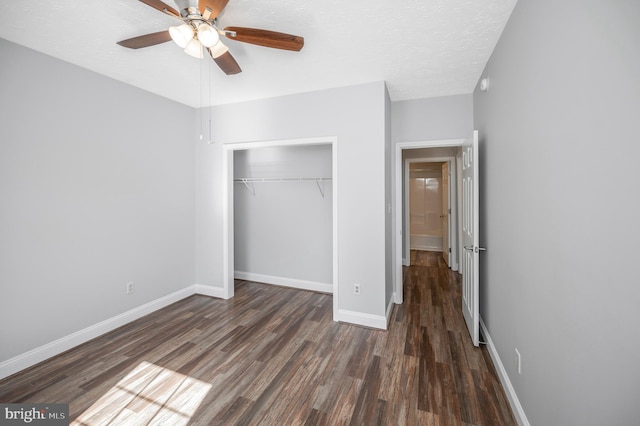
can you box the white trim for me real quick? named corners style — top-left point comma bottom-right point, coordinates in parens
top-left (194, 284), bottom-right (227, 299)
top-left (480, 317), bottom-right (530, 426)
top-left (332, 138), bottom-right (339, 321)
top-left (222, 146), bottom-right (235, 300)
top-left (456, 153), bottom-right (464, 276)
top-left (386, 295), bottom-right (396, 326)
top-left (223, 136), bottom-right (339, 321)
top-left (336, 309), bottom-right (387, 330)
top-left (234, 271), bottom-right (333, 294)
top-left (403, 157), bottom-right (410, 267)
top-left (393, 139), bottom-right (465, 304)
top-left (0, 286), bottom-right (196, 380)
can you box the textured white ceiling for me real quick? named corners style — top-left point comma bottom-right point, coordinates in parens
top-left (0, 0), bottom-right (516, 107)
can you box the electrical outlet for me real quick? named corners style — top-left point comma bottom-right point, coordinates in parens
top-left (126, 281), bottom-right (135, 295)
top-left (353, 284), bottom-right (360, 295)
top-left (515, 348), bottom-right (521, 374)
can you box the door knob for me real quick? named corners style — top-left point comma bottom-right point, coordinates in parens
top-left (464, 246), bottom-right (487, 253)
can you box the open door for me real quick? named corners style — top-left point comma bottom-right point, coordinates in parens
top-left (462, 130), bottom-right (482, 346)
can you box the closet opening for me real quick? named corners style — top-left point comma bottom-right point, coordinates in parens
top-left (222, 137), bottom-right (338, 321)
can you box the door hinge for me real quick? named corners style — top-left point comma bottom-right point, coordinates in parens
top-left (449, 248), bottom-right (452, 253)
top-left (448, 208), bottom-right (451, 214)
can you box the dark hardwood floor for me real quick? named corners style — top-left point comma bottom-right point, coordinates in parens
top-left (0, 251), bottom-right (516, 425)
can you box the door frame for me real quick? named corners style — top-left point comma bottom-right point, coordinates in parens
top-left (403, 156), bottom-right (458, 269)
top-left (394, 139), bottom-right (464, 304)
top-left (222, 136), bottom-right (339, 320)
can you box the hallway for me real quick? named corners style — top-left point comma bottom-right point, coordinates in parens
top-left (399, 250), bottom-right (515, 424)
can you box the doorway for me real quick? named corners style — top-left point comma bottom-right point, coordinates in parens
top-left (404, 157), bottom-right (458, 270)
top-left (407, 161), bottom-right (445, 253)
top-left (393, 139), bottom-right (465, 304)
top-left (222, 137), bottom-right (339, 320)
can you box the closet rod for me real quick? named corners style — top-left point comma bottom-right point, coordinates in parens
top-left (234, 177), bottom-right (331, 197)
top-left (233, 177), bottom-right (332, 182)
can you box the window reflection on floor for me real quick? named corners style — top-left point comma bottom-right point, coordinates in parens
top-left (72, 361), bottom-right (211, 426)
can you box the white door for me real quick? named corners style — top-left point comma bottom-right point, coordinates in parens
top-left (462, 131), bottom-right (482, 347)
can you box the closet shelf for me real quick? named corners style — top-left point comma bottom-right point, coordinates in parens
top-left (234, 177), bottom-right (332, 197)
top-left (233, 177), bottom-right (332, 182)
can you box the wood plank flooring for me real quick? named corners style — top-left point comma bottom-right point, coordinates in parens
top-left (0, 251), bottom-right (516, 425)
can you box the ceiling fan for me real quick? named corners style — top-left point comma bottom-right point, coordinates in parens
top-left (117, 0), bottom-right (304, 75)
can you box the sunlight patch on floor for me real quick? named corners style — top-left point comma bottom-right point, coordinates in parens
top-left (72, 361), bottom-right (211, 425)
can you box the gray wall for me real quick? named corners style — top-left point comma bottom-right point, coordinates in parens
top-left (392, 95), bottom-right (473, 142)
top-left (195, 82), bottom-right (389, 317)
top-left (473, 1), bottom-right (640, 424)
top-left (233, 145), bottom-right (332, 285)
top-left (0, 39), bottom-right (195, 363)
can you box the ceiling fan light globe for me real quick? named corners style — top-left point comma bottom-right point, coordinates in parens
top-left (208, 41), bottom-right (229, 59)
top-left (169, 24), bottom-right (194, 48)
top-left (197, 23), bottom-right (219, 47)
top-left (184, 38), bottom-right (204, 58)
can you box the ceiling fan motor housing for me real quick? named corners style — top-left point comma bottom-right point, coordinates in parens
top-left (174, 0), bottom-right (200, 17)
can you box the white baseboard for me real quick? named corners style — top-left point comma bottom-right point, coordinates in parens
top-left (1, 281), bottom-right (390, 381)
top-left (0, 285), bottom-right (201, 381)
top-left (480, 317), bottom-right (530, 426)
top-left (336, 309), bottom-right (387, 330)
top-left (410, 234), bottom-right (443, 252)
top-left (234, 271), bottom-right (333, 294)
top-left (194, 284), bottom-right (227, 299)
top-left (410, 244), bottom-right (443, 251)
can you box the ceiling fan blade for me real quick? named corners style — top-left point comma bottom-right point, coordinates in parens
top-left (117, 31), bottom-right (172, 49)
top-left (139, 0), bottom-right (179, 17)
top-left (199, 0), bottom-right (229, 19)
top-left (208, 48), bottom-right (242, 75)
top-left (224, 27), bottom-right (304, 51)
